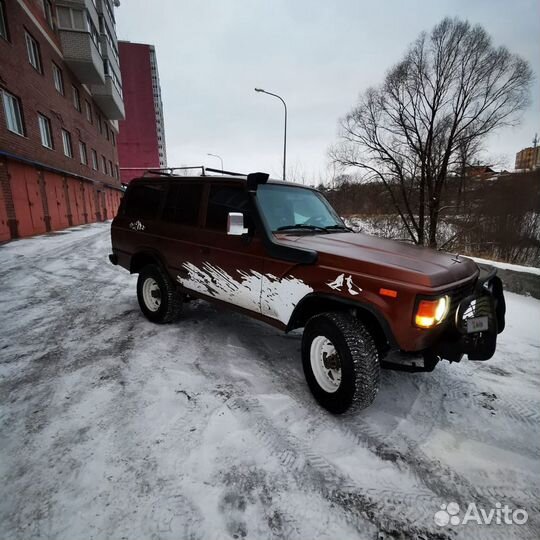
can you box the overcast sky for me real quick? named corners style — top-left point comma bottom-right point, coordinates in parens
top-left (117, 0), bottom-right (540, 182)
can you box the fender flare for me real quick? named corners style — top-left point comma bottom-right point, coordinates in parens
top-left (287, 292), bottom-right (398, 349)
top-left (129, 247), bottom-right (169, 275)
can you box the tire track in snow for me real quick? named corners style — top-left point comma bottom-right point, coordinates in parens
top-left (203, 320), bottom-right (540, 538)
top-left (226, 395), bottom-right (453, 540)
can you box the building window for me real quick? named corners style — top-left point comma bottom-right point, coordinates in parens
top-left (1, 91), bottom-right (25, 135)
top-left (103, 59), bottom-right (123, 96)
top-left (38, 113), bottom-right (53, 149)
top-left (79, 141), bottom-right (88, 165)
top-left (57, 7), bottom-right (85, 30)
top-left (115, 164), bottom-right (119, 179)
top-left (43, 0), bottom-right (54, 28)
top-left (84, 100), bottom-right (92, 123)
top-left (91, 149), bottom-right (98, 170)
top-left (108, 159), bottom-right (113, 176)
top-left (86, 13), bottom-right (99, 48)
top-left (111, 130), bottom-right (115, 146)
top-left (97, 113), bottom-right (103, 134)
top-left (61, 129), bottom-right (73, 157)
top-left (0, 0), bottom-right (8, 40)
top-left (72, 85), bottom-right (81, 111)
top-left (52, 63), bottom-right (64, 95)
top-left (104, 124), bottom-right (109, 140)
top-left (25, 31), bottom-right (42, 73)
top-left (101, 155), bottom-right (107, 174)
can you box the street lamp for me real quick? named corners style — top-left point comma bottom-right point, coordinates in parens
top-left (207, 153), bottom-right (224, 170)
top-left (254, 88), bottom-right (287, 181)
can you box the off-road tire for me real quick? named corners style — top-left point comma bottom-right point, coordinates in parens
top-left (302, 312), bottom-right (380, 414)
top-left (137, 264), bottom-right (182, 324)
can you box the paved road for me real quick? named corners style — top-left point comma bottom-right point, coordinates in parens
top-left (1, 223), bottom-right (539, 539)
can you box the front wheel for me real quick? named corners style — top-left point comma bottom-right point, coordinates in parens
top-left (137, 264), bottom-right (182, 323)
top-left (302, 312), bottom-right (380, 414)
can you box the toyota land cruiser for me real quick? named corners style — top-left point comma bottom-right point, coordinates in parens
top-left (109, 169), bottom-right (506, 413)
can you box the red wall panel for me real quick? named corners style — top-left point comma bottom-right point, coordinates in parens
top-left (67, 179), bottom-right (85, 226)
top-left (82, 183), bottom-right (97, 223)
top-left (2, 159), bottom-right (123, 240)
top-left (44, 172), bottom-right (69, 231)
top-left (0, 185), bottom-right (10, 242)
top-left (118, 42), bottom-right (161, 184)
top-left (9, 162), bottom-right (46, 237)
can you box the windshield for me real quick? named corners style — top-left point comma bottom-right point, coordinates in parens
top-left (257, 184), bottom-right (346, 233)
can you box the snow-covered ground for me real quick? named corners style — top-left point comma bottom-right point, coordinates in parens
top-left (0, 222), bottom-right (539, 540)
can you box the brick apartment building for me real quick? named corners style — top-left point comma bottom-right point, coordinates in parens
top-left (0, 0), bottom-right (125, 243)
top-left (117, 41), bottom-right (166, 184)
top-left (515, 145), bottom-right (540, 171)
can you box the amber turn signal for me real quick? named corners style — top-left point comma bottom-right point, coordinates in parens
top-left (414, 296), bottom-right (449, 328)
top-left (379, 288), bottom-right (398, 298)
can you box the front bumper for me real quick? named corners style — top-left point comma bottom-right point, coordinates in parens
top-left (382, 269), bottom-right (506, 372)
top-left (426, 269), bottom-right (506, 362)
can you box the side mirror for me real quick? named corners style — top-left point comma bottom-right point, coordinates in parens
top-left (227, 212), bottom-right (249, 235)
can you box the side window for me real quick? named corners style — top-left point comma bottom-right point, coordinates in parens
top-left (205, 185), bottom-right (251, 231)
top-left (163, 183), bottom-right (203, 226)
top-left (125, 183), bottom-right (165, 220)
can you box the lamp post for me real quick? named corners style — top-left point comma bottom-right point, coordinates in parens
top-left (207, 153), bottom-right (224, 170)
top-left (254, 88), bottom-right (287, 181)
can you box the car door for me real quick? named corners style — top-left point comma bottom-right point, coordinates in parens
top-left (185, 182), bottom-right (266, 315)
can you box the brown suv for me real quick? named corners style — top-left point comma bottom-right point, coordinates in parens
top-left (109, 170), bottom-right (506, 413)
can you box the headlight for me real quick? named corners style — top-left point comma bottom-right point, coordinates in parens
top-left (414, 295), bottom-right (449, 328)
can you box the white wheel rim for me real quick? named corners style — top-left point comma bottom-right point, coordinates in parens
top-left (310, 336), bottom-right (341, 393)
top-left (142, 277), bottom-right (161, 312)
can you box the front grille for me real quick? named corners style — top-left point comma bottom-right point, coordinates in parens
top-left (446, 281), bottom-right (475, 314)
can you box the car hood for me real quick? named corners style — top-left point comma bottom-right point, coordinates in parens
top-left (275, 232), bottom-right (478, 288)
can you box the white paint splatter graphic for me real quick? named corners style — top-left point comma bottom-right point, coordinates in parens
top-left (177, 262), bottom-right (313, 324)
top-left (261, 273), bottom-right (314, 323)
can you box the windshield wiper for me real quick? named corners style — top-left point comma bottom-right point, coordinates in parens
top-left (324, 224), bottom-right (354, 232)
top-left (276, 224), bottom-right (329, 233)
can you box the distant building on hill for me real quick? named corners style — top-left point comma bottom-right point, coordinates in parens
top-left (515, 145), bottom-right (540, 171)
top-left (463, 165), bottom-right (497, 180)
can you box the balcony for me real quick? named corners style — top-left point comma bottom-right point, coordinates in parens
top-left (91, 76), bottom-right (125, 120)
top-left (96, 0), bottom-right (116, 30)
top-left (99, 34), bottom-right (120, 73)
top-left (58, 30), bottom-right (105, 85)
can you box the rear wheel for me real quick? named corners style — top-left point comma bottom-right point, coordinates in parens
top-left (302, 312), bottom-right (380, 414)
top-left (137, 264), bottom-right (182, 323)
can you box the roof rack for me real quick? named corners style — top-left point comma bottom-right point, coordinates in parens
top-left (205, 167), bottom-right (246, 177)
top-left (143, 166), bottom-right (247, 178)
top-left (145, 166), bottom-right (207, 177)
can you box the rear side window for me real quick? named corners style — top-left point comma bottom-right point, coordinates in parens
top-left (206, 185), bottom-right (251, 231)
top-left (125, 183), bottom-right (165, 220)
top-left (163, 183), bottom-right (203, 226)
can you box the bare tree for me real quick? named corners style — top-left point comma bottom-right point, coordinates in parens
top-left (330, 18), bottom-right (532, 247)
